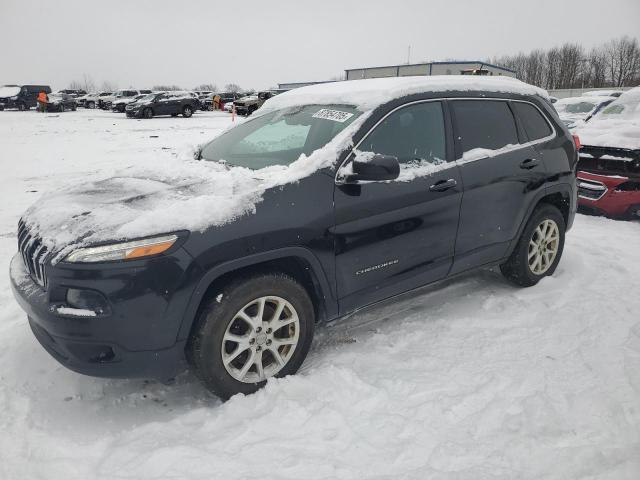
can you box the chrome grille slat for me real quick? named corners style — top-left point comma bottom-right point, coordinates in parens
top-left (17, 222), bottom-right (49, 289)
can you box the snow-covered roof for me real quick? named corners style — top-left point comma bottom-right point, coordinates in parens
top-left (582, 90), bottom-right (623, 97)
top-left (262, 76), bottom-right (549, 113)
top-left (0, 86), bottom-right (20, 97)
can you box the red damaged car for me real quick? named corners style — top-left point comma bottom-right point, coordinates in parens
top-left (575, 87), bottom-right (640, 219)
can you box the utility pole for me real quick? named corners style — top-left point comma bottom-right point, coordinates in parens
top-left (407, 45), bottom-right (411, 65)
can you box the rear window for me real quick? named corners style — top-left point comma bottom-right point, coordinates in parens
top-left (452, 100), bottom-right (518, 152)
top-left (512, 102), bottom-right (552, 141)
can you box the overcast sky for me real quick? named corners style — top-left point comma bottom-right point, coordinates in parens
top-left (1, 0), bottom-right (639, 92)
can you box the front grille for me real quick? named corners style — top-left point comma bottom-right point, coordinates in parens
top-left (17, 220), bottom-right (49, 288)
top-left (577, 178), bottom-right (607, 201)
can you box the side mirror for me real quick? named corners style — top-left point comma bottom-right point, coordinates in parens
top-left (348, 153), bottom-right (400, 182)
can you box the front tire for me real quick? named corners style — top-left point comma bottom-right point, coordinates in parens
top-left (187, 273), bottom-right (315, 399)
top-left (143, 107), bottom-right (153, 119)
top-left (500, 204), bottom-right (565, 287)
top-left (87, 101), bottom-right (95, 109)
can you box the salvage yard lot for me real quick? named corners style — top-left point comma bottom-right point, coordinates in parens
top-left (0, 110), bottom-right (639, 479)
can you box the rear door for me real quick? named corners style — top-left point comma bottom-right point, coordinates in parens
top-left (333, 100), bottom-right (463, 313)
top-left (449, 99), bottom-right (549, 274)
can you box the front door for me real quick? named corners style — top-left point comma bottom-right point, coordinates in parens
top-left (333, 100), bottom-right (463, 314)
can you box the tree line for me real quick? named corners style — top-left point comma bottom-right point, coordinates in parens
top-left (492, 35), bottom-right (640, 90)
top-left (67, 76), bottom-right (244, 94)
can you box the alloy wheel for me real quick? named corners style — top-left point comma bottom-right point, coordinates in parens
top-left (528, 219), bottom-right (559, 275)
top-left (221, 296), bottom-right (300, 383)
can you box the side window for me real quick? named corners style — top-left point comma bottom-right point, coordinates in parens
top-left (359, 102), bottom-right (446, 165)
top-left (452, 100), bottom-right (518, 152)
top-left (511, 102), bottom-right (553, 141)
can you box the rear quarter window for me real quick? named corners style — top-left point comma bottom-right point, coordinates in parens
top-left (512, 102), bottom-right (553, 141)
top-left (451, 100), bottom-right (518, 152)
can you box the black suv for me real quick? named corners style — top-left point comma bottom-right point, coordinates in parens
top-left (125, 92), bottom-right (199, 118)
top-left (0, 84), bottom-right (52, 111)
top-left (11, 80), bottom-right (577, 399)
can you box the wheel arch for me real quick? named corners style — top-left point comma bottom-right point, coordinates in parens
top-left (177, 247), bottom-right (337, 343)
top-left (506, 184), bottom-right (573, 259)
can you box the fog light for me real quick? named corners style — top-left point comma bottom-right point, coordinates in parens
top-left (66, 288), bottom-right (108, 314)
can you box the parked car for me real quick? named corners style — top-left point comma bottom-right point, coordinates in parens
top-left (45, 93), bottom-right (78, 112)
top-left (0, 84), bottom-right (52, 111)
top-left (582, 90), bottom-right (623, 98)
top-left (125, 91), bottom-right (199, 118)
top-left (101, 89), bottom-right (141, 110)
top-left (233, 90), bottom-right (279, 116)
top-left (554, 95), bottom-right (616, 129)
top-left (575, 87), bottom-right (640, 218)
top-left (204, 92), bottom-right (240, 111)
top-left (75, 92), bottom-right (95, 108)
top-left (81, 91), bottom-right (112, 109)
top-left (11, 77), bottom-right (577, 398)
top-left (58, 89), bottom-right (87, 98)
top-left (111, 93), bottom-right (147, 113)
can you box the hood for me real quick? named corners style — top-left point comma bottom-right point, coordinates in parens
top-left (22, 160), bottom-right (266, 262)
top-left (576, 117), bottom-right (640, 150)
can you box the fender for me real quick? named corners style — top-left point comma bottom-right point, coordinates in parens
top-left (176, 246), bottom-right (337, 341)
top-left (504, 181), bottom-right (574, 259)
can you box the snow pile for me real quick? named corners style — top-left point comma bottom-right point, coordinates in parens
top-left (262, 76), bottom-right (549, 114)
top-left (576, 87), bottom-right (640, 149)
top-left (21, 112), bottom-right (370, 261)
top-left (1, 108), bottom-right (640, 480)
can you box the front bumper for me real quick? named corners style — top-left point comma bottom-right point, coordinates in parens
top-left (126, 108), bottom-right (144, 118)
top-left (577, 171), bottom-right (640, 218)
top-left (9, 250), bottom-right (198, 380)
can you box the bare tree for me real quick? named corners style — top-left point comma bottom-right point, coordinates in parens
top-left (100, 80), bottom-right (118, 92)
top-left (605, 36), bottom-right (640, 87)
top-left (586, 47), bottom-right (608, 88)
top-left (491, 35), bottom-right (640, 89)
top-left (68, 80), bottom-right (84, 91)
top-left (194, 83), bottom-right (217, 91)
top-left (223, 83), bottom-right (241, 93)
top-left (152, 84), bottom-right (182, 91)
top-left (81, 74), bottom-right (96, 92)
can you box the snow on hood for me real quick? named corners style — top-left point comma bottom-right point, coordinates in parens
top-left (21, 113), bottom-right (369, 262)
top-left (0, 86), bottom-right (20, 98)
top-left (575, 87), bottom-right (640, 150)
top-left (260, 76), bottom-right (549, 114)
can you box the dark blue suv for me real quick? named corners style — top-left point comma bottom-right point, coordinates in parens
top-left (10, 77), bottom-right (577, 398)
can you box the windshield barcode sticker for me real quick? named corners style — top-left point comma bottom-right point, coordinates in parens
top-left (312, 108), bottom-right (354, 123)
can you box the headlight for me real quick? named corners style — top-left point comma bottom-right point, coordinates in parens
top-left (64, 234), bottom-right (178, 263)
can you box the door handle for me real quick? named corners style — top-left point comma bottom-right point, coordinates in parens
top-left (520, 158), bottom-right (540, 169)
top-left (429, 178), bottom-right (458, 192)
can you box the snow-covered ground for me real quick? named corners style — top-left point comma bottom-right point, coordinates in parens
top-left (1, 109), bottom-right (639, 480)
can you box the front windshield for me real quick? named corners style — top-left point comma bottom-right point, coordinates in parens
top-left (600, 94), bottom-right (640, 118)
top-left (200, 104), bottom-right (361, 169)
top-left (557, 101), bottom-right (597, 114)
top-left (139, 93), bottom-right (158, 102)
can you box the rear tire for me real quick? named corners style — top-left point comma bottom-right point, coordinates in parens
top-left (187, 273), bottom-right (315, 399)
top-left (500, 204), bottom-right (565, 287)
top-left (182, 105), bottom-right (193, 118)
top-left (143, 107), bottom-right (153, 119)
top-left (18, 102), bottom-right (26, 111)
top-left (87, 101), bottom-right (95, 109)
